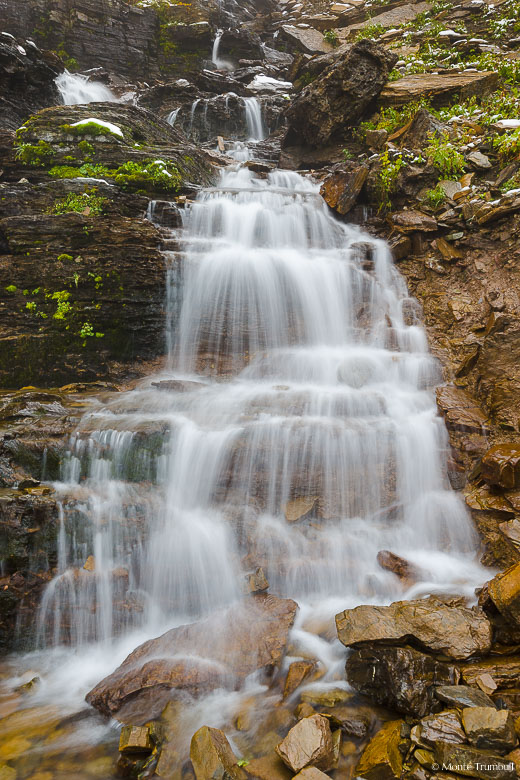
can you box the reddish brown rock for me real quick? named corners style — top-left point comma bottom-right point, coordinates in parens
top-left (488, 563), bottom-right (520, 626)
top-left (389, 210), bottom-right (438, 234)
top-left (86, 594), bottom-right (298, 722)
top-left (376, 550), bottom-right (424, 586)
top-left (320, 165), bottom-right (369, 215)
top-left (275, 714), bottom-right (334, 774)
top-left (379, 71), bottom-right (498, 108)
top-left (190, 726), bottom-right (247, 780)
top-left (482, 445), bottom-right (520, 490)
top-left (355, 720), bottom-right (404, 780)
top-left (283, 660), bottom-right (317, 700)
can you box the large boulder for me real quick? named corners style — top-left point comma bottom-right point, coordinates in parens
top-left (275, 714), bottom-right (334, 774)
top-left (284, 40), bottom-right (397, 147)
top-left (379, 71), bottom-right (499, 109)
top-left (461, 707), bottom-right (517, 754)
top-left (336, 597), bottom-right (492, 660)
top-left (86, 594), bottom-right (298, 722)
top-left (346, 646), bottom-right (459, 717)
top-left (488, 563), bottom-right (520, 626)
top-left (0, 36), bottom-right (63, 130)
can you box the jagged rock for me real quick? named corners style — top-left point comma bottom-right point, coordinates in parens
top-left (285, 40), bottom-right (397, 147)
top-left (379, 72), bottom-right (499, 108)
top-left (336, 598), bottom-right (492, 660)
top-left (190, 726), bottom-right (247, 780)
top-left (0, 37), bottom-right (63, 130)
top-left (320, 165), bottom-right (369, 215)
top-left (488, 563), bottom-right (520, 625)
top-left (461, 659), bottom-right (520, 692)
top-left (355, 720), bottom-right (404, 780)
top-left (436, 685), bottom-right (496, 710)
top-left (434, 742), bottom-right (516, 780)
top-left (436, 387), bottom-right (489, 435)
top-left (293, 768), bottom-right (331, 779)
top-left (119, 725), bottom-right (153, 755)
top-left (389, 210), bottom-right (438, 234)
top-left (482, 445), bottom-right (520, 490)
top-left (283, 660), bottom-right (317, 699)
top-left (461, 707), bottom-right (517, 754)
top-left (244, 567), bottom-right (269, 594)
top-left (284, 496), bottom-right (318, 523)
top-left (346, 646), bottom-right (459, 717)
top-left (275, 714), bottom-right (334, 774)
top-left (86, 594), bottom-right (298, 722)
top-left (467, 151), bottom-right (492, 170)
top-left (280, 25), bottom-right (333, 55)
top-left (365, 128), bottom-right (388, 149)
top-left (418, 710), bottom-right (466, 746)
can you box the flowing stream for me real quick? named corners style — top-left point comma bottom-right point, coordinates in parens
top-left (0, 110), bottom-right (487, 778)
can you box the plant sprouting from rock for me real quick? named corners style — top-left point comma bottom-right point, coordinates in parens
top-left (425, 134), bottom-right (465, 179)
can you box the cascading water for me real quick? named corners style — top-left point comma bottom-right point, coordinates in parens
top-left (55, 70), bottom-right (118, 105)
top-left (211, 28), bottom-right (233, 70)
top-left (2, 156), bottom-right (487, 777)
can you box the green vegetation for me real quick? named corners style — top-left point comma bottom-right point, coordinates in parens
top-left (377, 151), bottom-right (406, 210)
top-left (50, 190), bottom-right (108, 216)
top-left (57, 254), bottom-right (74, 262)
top-left (425, 134), bottom-right (466, 179)
top-left (49, 159), bottom-right (182, 192)
top-left (5, 285), bottom-right (17, 293)
top-left (61, 121), bottom-right (123, 139)
top-left (355, 23), bottom-right (384, 41)
top-left (493, 128), bottom-right (520, 160)
top-left (324, 29), bottom-right (340, 47)
top-left (424, 184), bottom-right (447, 209)
top-left (15, 140), bottom-right (55, 167)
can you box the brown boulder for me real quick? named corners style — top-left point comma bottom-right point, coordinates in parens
top-left (355, 720), bottom-right (404, 780)
top-left (389, 210), bottom-right (438, 234)
top-left (435, 685), bottom-right (496, 710)
top-left (379, 72), bottom-right (498, 108)
top-left (336, 598), bottom-right (492, 660)
top-left (275, 714), bottom-right (334, 774)
top-left (284, 497), bottom-right (318, 523)
top-left (320, 165), bottom-right (369, 215)
top-left (86, 594), bottom-right (298, 722)
top-left (488, 563), bottom-right (520, 626)
top-left (482, 445), bottom-right (520, 490)
top-left (347, 645), bottom-right (459, 717)
top-left (436, 387), bottom-right (490, 435)
top-left (376, 550), bottom-right (424, 587)
top-left (190, 726), bottom-right (247, 780)
top-left (283, 660), bottom-right (317, 700)
top-left (418, 710), bottom-right (466, 746)
top-left (285, 40), bottom-right (397, 147)
top-left (461, 707), bottom-right (517, 754)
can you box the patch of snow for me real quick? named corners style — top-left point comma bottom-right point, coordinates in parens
top-left (70, 118), bottom-right (124, 137)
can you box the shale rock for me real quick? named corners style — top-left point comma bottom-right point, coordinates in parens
top-left (320, 165), bottom-right (369, 215)
top-left (379, 71), bottom-right (499, 108)
top-left (275, 714), bottom-right (334, 774)
top-left (285, 40), bottom-right (397, 147)
top-left (461, 707), bottom-right (517, 754)
top-left (190, 726), bottom-right (247, 780)
top-left (482, 445), bottom-right (520, 490)
top-left (488, 563), bottom-right (520, 626)
top-left (346, 646), bottom-right (459, 717)
top-left (336, 598), bottom-right (492, 660)
top-left (355, 720), bottom-right (404, 780)
top-left (434, 742), bottom-right (516, 780)
top-left (435, 686), bottom-right (496, 710)
top-left (418, 710), bottom-right (466, 746)
top-left (0, 36), bottom-right (63, 130)
top-left (86, 594), bottom-right (298, 722)
top-left (293, 768), bottom-right (331, 779)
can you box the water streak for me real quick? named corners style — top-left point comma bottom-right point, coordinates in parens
top-left (55, 70), bottom-right (118, 105)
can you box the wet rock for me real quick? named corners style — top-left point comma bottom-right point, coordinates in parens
top-left (389, 210), bottom-right (438, 234)
top-left (379, 72), bottom-right (499, 108)
top-left (365, 129), bottom-right (388, 150)
top-left (285, 40), bottom-right (397, 147)
top-left (488, 563), bottom-right (520, 625)
top-left (119, 725), bottom-right (153, 755)
top-left (275, 714), bottom-right (334, 774)
top-left (434, 742), bottom-right (516, 780)
top-left (461, 707), bottom-right (517, 754)
top-left (376, 550), bottom-right (424, 586)
top-left (320, 165), bottom-right (369, 215)
top-left (347, 646), bottom-right (459, 717)
top-left (467, 151), bottom-right (492, 170)
top-left (435, 685), bottom-right (496, 710)
top-left (190, 726), bottom-right (247, 780)
top-left (355, 720), bottom-right (404, 780)
top-left (419, 710), bottom-right (466, 746)
top-left (86, 594), bottom-right (298, 722)
top-left (293, 768), bottom-right (331, 779)
top-left (151, 381), bottom-right (207, 393)
top-left (284, 496), bottom-right (318, 523)
top-left (482, 446), bottom-right (520, 490)
top-left (283, 660), bottom-right (317, 699)
top-left (244, 567), bottom-right (269, 594)
top-left (436, 387), bottom-right (489, 435)
top-left (0, 36), bottom-right (63, 130)
top-left (336, 598), bottom-right (492, 660)
top-left (244, 754), bottom-right (292, 780)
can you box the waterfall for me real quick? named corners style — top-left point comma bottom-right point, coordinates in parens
top-left (211, 28), bottom-right (233, 70)
top-left (243, 97), bottom-right (266, 141)
top-left (56, 70), bottom-right (118, 105)
top-left (35, 165), bottom-right (484, 652)
top-left (167, 107), bottom-right (180, 126)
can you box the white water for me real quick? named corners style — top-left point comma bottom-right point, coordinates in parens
top-left (211, 28), bottom-right (233, 70)
top-left (56, 70), bottom-right (118, 105)
top-left (5, 150), bottom-right (488, 772)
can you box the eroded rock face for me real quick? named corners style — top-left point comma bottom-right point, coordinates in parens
top-left (86, 594), bottom-right (298, 723)
top-left (346, 646), bottom-right (459, 717)
top-left (284, 40), bottom-right (397, 147)
top-left (336, 598), bottom-right (492, 660)
top-left (0, 36), bottom-right (63, 130)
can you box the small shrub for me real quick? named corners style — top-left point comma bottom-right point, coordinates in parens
top-left (15, 140), bottom-right (55, 167)
top-left (324, 29), bottom-right (339, 47)
top-left (493, 128), bottom-right (520, 160)
top-left (425, 134), bottom-right (465, 179)
top-left (424, 184), bottom-right (446, 209)
top-left (377, 151), bottom-right (406, 210)
top-left (50, 189), bottom-right (107, 216)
